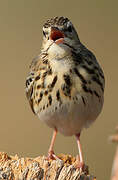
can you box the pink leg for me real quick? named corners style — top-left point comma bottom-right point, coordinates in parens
top-left (75, 133), bottom-right (84, 170)
top-left (48, 128), bottom-right (57, 160)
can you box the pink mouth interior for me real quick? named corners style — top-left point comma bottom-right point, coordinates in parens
top-left (50, 30), bottom-right (64, 43)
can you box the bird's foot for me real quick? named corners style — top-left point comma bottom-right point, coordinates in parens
top-left (74, 155), bottom-right (89, 174)
top-left (47, 150), bottom-right (59, 160)
top-left (75, 162), bottom-right (85, 172)
top-left (74, 155), bottom-right (85, 173)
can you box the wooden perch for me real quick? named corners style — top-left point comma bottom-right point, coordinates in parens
top-left (0, 152), bottom-right (96, 180)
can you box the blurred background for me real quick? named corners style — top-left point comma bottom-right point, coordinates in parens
top-left (0, 0), bottom-right (118, 179)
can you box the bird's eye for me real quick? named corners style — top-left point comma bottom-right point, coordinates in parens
top-left (43, 31), bottom-right (46, 37)
top-left (68, 25), bottom-right (72, 32)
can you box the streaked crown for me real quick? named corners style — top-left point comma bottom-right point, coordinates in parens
top-left (43, 17), bottom-right (69, 28)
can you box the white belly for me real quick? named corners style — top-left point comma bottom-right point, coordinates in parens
top-left (37, 93), bottom-right (104, 136)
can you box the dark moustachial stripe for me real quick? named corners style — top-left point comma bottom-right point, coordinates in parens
top-left (64, 43), bottom-right (76, 51)
top-left (74, 68), bottom-right (87, 84)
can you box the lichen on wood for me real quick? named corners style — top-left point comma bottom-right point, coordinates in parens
top-left (0, 152), bottom-right (96, 180)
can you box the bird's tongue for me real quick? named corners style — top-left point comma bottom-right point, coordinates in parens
top-left (50, 29), bottom-right (64, 44)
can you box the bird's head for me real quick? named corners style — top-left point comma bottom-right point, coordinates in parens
top-left (41, 17), bottom-right (80, 54)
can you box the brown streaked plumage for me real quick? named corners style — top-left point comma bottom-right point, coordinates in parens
top-left (26, 16), bottom-right (105, 171)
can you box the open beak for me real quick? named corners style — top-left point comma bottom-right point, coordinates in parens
top-left (50, 28), bottom-right (64, 45)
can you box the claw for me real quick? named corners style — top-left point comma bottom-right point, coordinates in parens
top-left (47, 150), bottom-right (60, 160)
top-left (47, 150), bottom-right (55, 160)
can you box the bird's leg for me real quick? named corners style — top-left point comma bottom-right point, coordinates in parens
top-left (75, 133), bottom-right (84, 171)
top-left (47, 128), bottom-right (57, 160)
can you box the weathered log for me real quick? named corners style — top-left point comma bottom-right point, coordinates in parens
top-left (0, 152), bottom-right (96, 180)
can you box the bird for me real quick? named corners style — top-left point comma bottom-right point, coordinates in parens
top-left (25, 16), bottom-right (105, 170)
